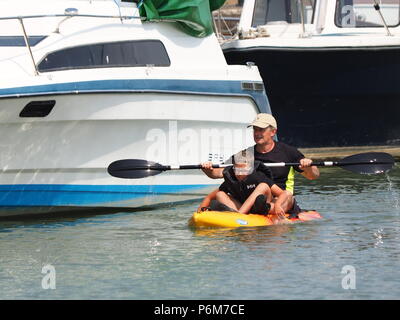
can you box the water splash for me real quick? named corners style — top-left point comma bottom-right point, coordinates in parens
top-left (373, 228), bottom-right (384, 248)
top-left (149, 239), bottom-right (161, 255)
top-left (385, 172), bottom-right (399, 213)
top-left (384, 169), bottom-right (400, 250)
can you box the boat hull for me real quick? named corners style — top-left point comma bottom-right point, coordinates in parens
top-left (0, 84), bottom-right (266, 217)
top-left (223, 45), bottom-right (400, 148)
top-left (0, 183), bottom-right (214, 215)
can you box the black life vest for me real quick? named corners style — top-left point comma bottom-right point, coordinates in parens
top-left (219, 161), bottom-right (274, 204)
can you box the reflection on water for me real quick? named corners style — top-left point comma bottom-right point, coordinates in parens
top-left (191, 224), bottom-right (294, 240)
top-left (0, 166), bottom-right (399, 299)
top-left (190, 221), bottom-right (321, 246)
top-left (190, 224), bottom-right (297, 253)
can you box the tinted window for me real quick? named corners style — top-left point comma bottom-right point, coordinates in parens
top-left (0, 36), bottom-right (46, 47)
top-left (38, 40), bottom-right (170, 72)
top-left (252, 0), bottom-right (315, 26)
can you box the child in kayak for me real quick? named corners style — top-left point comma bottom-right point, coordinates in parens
top-left (198, 151), bottom-right (290, 217)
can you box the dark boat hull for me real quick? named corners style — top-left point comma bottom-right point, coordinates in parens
top-left (223, 45), bottom-right (400, 148)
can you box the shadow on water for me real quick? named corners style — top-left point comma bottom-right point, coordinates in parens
top-left (0, 207), bottom-right (138, 232)
top-left (0, 199), bottom-right (200, 232)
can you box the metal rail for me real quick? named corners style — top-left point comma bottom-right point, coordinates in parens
top-left (0, 13), bottom-right (142, 21)
top-left (373, 0), bottom-right (393, 36)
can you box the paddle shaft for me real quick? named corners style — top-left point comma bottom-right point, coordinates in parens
top-left (263, 161), bottom-right (393, 168)
top-left (122, 160), bottom-right (393, 171)
top-left (107, 152), bottom-right (395, 178)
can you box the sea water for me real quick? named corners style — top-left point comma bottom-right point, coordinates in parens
top-left (0, 166), bottom-right (399, 300)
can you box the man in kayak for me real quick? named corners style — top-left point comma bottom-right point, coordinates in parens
top-left (201, 113), bottom-right (320, 215)
top-left (198, 151), bottom-right (290, 217)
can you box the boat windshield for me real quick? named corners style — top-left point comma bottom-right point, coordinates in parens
top-left (335, 0), bottom-right (400, 27)
top-left (252, 0), bottom-right (316, 27)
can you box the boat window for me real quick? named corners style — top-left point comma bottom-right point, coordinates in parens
top-left (19, 100), bottom-right (56, 118)
top-left (252, 0), bottom-right (316, 26)
top-left (38, 40), bottom-right (170, 72)
top-left (0, 36), bottom-right (46, 47)
top-left (335, 0), bottom-right (400, 28)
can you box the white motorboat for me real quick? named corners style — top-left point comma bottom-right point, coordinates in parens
top-left (0, 0), bottom-right (271, 217)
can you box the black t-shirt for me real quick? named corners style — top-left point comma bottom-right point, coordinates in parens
top-left (253, 142), bottom-right (304, 192)
top-left (219, 162), bottom-right (274, 204)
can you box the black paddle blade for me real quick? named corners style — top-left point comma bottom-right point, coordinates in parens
top-left (107, 159), bottom-right (165, 179)
top-left (338, 152), bottom-right (395, 175)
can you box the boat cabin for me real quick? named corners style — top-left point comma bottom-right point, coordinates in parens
top-left (238, 0), bottom-right (400, 37)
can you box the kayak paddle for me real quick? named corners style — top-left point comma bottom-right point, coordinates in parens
top-left (107, 152), bottom-right (395, 179)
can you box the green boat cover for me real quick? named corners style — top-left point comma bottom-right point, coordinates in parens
top-left (137, 0), bottom-right (227, 37)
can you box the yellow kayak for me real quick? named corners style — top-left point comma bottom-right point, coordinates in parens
top-left (189, 210), bottom-right (322, 228)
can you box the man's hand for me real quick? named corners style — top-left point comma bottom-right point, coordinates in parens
top-left (201, 162), bottom-right (224, 179)
top-left (299, 158), bottom-right (313, 170)
top-left (299, 158), bottom-right (320, 180)
top-left (201, 161), bottom-right (214, 170)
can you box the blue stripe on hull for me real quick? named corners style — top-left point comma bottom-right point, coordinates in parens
top-left (0, 184), bottom-right (214, 207)
top-left (0, 79), bottom-right (270, 113)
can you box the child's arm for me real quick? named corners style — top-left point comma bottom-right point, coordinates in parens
top-left (197, 189), bottom-right (219, 212)
top-left (270, 185), bottom-right (290, 217)
top-left (239, 182), bottom-right (271, 214)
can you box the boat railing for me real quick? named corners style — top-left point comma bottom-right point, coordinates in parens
top-left (0, 13), bottom-right (142, 22)
top-left (213, 13), bottom-right (241, 43)
top-left (0, 11), bottom-right (143, 76)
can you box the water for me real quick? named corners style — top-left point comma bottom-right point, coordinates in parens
top-left (0, 166), bottom-right (399, 300)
